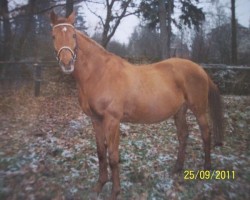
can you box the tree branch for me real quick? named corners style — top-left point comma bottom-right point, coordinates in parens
top-left (84, 1), bottom-right (105, 26)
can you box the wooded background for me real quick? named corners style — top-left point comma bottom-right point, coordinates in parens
top-left (0, 2), bottom-right (249, 199)
top-left (1, 0), bottom-right (250, 64)
top-left (0, 0), bottom-right (250, 95)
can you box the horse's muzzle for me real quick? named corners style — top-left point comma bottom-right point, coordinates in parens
top-left (59, 59), bottom-right (75, 74)
top-left (56, 46), bottom-right (77, 74)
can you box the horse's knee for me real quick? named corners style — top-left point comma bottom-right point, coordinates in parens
top-left (97, 148), bottom-right (107, 163)
top-left (108, 150), bottom-right (119, 170)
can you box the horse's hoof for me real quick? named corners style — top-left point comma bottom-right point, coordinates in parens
top-left (172, 169), bottom-right (182, 175)
top-left (108, 194), bottom-right (120, 200)
top-left (204, 164), bottom-right (212, 171)
top-left (89, 192), bottom-right (99, 200)
top-left (172, 164), bottom-right (183, 174)
top-left (214, 142), bottom-right (223, 147)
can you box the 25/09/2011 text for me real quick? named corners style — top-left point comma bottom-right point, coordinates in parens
top-left (184, 170), bottom-right (235, 180)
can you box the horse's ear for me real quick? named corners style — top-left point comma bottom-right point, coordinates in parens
top-left (50, 10), bottom-right (58, 25)
top-left (67, 11), bottom-right (75, 25)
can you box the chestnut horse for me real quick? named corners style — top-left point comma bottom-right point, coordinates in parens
top-left (50, 11), bottom-right (224, 199)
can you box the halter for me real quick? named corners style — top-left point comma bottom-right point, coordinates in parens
top-left (53, 23), bottom-right (78, 63)
top-left (53, 23), bottom-right (75, 29)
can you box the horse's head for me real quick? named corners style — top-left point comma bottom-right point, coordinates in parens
top-left (50, 11), bottom-right (77, 74)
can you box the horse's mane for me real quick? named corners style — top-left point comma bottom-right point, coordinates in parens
top-left (75, 30), bottom-right (109, 55)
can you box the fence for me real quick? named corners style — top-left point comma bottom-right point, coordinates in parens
top-left (0, 61), bottom-right (250, 96)
top-left (0, 61), bottom-right (56, 97)
top-left (201, 64), bottom-right (250, 95)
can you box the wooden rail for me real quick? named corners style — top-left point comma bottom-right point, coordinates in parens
top-left (0, 61), bottom-right (57, 97)
top-left (0, 61), bottom-right (249, 96)
top-left (201, 64), bottom-right (250, 70)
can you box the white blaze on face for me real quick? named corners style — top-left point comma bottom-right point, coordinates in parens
top-left (62, 26), bottom-right (67, 32)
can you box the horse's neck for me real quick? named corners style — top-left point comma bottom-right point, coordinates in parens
top-left (73, 32), bottom-right (108, 85)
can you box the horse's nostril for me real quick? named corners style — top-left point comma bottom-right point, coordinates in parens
top-left (69, 58), bottom-right (75, 65)
top-left (58, 60), bottom-right (63, 66)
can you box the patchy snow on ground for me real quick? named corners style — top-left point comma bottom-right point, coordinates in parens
top-left (0, 92), bottom-right (249, 199)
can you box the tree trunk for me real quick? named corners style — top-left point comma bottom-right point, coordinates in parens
top-left (0, 0), bottom-right (12, 61)
top-left (159, 0), bottom-right (168, 59)
top-left (231, 0), bottom-right (237, 64)
top-left (159, 0), bottom-right (172, 59)
top-left (101, 0), bottom-right (113, 48)
top-left (101, 0), bottom-right (132, 49)
top-left (14, 0), bottom-right (36, 60)
top-left (167, 0), bottom-right (172, 58)
top-left (66, 0), bottom-right (74, 17)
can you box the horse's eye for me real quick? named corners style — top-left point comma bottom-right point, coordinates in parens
top-left (52, 35), bottom-right (55, 40)
top-left (73, 34), bottom-right (76, 38)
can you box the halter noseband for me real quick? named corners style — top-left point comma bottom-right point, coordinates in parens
top-left (53, 23), bottom-right (78, 63)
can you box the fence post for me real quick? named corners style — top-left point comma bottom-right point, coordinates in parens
top-left (34, 63), bottom-right (42, 97)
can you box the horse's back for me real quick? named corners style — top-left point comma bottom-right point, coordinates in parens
top-left (157, 58), bottom-right (208, 80)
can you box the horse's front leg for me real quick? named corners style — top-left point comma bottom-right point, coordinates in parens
top-left (103, 115), bottom-right (121, 200)
top-left (91, 119), bottom-right (109, 195)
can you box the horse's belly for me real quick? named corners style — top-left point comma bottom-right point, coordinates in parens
top-left (122, 93), bottom-right (184, 124)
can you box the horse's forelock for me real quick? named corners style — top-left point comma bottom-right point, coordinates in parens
top-left (56, 18), bottom-right (68, 24)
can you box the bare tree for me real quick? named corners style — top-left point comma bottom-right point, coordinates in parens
top-left (86, 0), bottom-right (138, 48)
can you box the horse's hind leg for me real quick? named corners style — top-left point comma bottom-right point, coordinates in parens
top-left (195, 113), bottom-right (211, 170)
top-left (190, 99), bottom-right (211, 170)
top-left (174, 103), bottom-right (188, 173)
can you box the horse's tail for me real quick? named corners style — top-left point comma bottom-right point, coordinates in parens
top-left (208, 79), bottom-right (224, 146)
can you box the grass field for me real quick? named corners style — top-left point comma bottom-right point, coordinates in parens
top-left (0, 78), bottom-right (249, 200)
